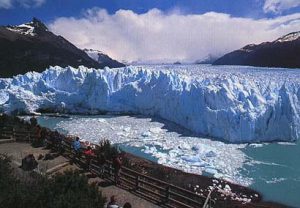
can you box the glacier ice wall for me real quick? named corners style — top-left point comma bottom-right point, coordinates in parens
top-left (0, 65), bottom-right (300, 143)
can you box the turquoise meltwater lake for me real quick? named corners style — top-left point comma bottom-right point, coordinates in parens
top-left (35, 115), bottom-right (300, 207)
top-left (242, 142), bottom-right (300, 207)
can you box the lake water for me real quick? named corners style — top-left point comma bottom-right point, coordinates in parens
top-left (35, 114), bottom-right (300, 207)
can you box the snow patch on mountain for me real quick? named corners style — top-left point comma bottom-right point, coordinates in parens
top-left (84, 48), bottom-right (103, 61)
top-left (1, 65), bottom-right (300, 143)
top-left (83, 48), bottom-right (125, 68)
top-left (6, 18), bottom-right (49, 37)
top-left (7, 23), bottom-right (36, 36)
top-left (275, 31), bottom-right (300, 43)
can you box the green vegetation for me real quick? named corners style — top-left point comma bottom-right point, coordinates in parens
top-left (0, 154), bottom-right (106, 208)
top-left (94, 139), bottom-right (119, 160)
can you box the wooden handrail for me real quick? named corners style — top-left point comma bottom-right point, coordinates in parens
top-left (202, 189), bottom-right (214, 208)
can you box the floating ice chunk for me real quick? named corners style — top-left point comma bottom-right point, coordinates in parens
top-left (97, 119), bottom-right (107, 123)
top-left (249, 143), bottom-right (264, 148)
top-left (224, 184), bottom-right (231, 191)
top-left (191, 162), bottom-right (207, 167)
top-left (149, 127), bottom-right (162, 134)
top-left (182, 155), bottom-right (202, 163)
top-left (205, 167), bottom-right (218, 175)
top-left (205, 150), bottom-right (217, 157)
top-left (144, 146), bottom-right (157, 154)
top-left (178, 143), bottom-right (191, 150)
top-left (277, 142), bottom-right (296, 146)
top-left (265, 177), bottom-right (287, 184)
top-left (142, 131), bottom-right (151, 137)
top-left (123, 127), bottom-right (131, 132)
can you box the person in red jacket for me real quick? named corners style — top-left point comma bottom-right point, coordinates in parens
top-left (83, 146), bottom-right (95, 171)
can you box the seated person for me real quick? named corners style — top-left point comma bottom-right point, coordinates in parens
top-left (107, 195), bottom-right (120, 208)
top-left (123, 202), bottom-right (132, 208)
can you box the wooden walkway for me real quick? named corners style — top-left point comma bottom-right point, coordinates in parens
top-left (0, 142), bottom-right (160, 208)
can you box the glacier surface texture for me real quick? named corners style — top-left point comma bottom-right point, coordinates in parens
top-left (0, 65), bottom-right (299, 143)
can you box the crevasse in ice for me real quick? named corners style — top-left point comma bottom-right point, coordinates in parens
top-left (1, 64), bottom-right (299, 143)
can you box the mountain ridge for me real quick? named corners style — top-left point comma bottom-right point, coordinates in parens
top-left (213, 31), bottom-right (300, 68)
top-left (83, 48), bottom-right (125, 68)
top-left (0, 18), bottom-right (123, 77)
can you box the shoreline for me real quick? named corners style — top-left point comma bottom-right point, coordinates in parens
top-left (122, 152), bottom-right (288, 208)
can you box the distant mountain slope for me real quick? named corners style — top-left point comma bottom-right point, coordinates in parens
top-left (83, 49), bottom-right (125, 68)
top-left (0, 18), bottom-right (115, 77)
top-left (195, 54), bottom-right (219, 64)
top-left (213, 31), bottom-right (300, 68)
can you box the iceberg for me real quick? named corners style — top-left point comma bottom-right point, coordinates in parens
top-left (0, 64), bottom-right (300, 143)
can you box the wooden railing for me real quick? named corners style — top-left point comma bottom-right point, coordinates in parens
top-left (0, 127), bottom-right (216, 208)
top-left (0, 126), bottom-right (38, 141)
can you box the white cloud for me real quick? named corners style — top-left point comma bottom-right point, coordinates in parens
top-left (50, 8), bottom-right (300, 63)
top-left (0, 0), bottom-right (12, 8)
top-left (263, 0), bottom-right (300, 14)
top-left (18, 0), bottom-right (45, 8)
top-left (0, 0), bottom-right (45, 9)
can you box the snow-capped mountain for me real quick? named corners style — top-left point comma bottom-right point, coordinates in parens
top-left (0, 18), bottom-right (120, 77)
top-left (213, 31), bottom-right (300, 68)
top-left (83, 49), bottom-right (124, 68)
top-left (6, 17), bottom-right (48, 36)
top-left (275, 31), bottom-right (300, 43)
top-left (1, 65), bottom-right (299, 143)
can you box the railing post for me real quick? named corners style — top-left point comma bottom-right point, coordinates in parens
top-left (202, 189), bottom-right (214, 208)
top-left (135, 175), bottom-right (140, 190)
top-left (165, 186), bottom-right (170, 204)
top-left (12, 128), bottom-right (15, 140)
top-left (109, 163), bottom-right (113, 179)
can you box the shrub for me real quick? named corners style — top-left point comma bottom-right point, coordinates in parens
top-left (0, 155), bottom-right (106, 208)
top-left (94, 139), bottom-right (119, 160)
top-left (0, 154), bottom-right (16, 194)
top-left (43, 170), bottom-right (106, 208)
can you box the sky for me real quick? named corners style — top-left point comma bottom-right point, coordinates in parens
top-left (1, 0), bottom-right (300, 63)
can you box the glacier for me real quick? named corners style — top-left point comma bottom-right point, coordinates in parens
top-left (0, 64), bottom-right (300, 143)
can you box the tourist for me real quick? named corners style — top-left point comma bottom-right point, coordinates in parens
top-left (35, 125), bottom-right (42, 140)
top-left (32, 124), bottom-right (42, 146)
top-left (98, 152), bottom-right (106, 178)
top-left (71, 137), bottom-right (81, 164)
top-left (30, 116), bottom-right (38, 126)
top-left (21, 154), bottom-right (38, 171)
top-left (112, 154), bottom-right (122, 185)
top-left (107, 195), bottom-right (120, 208)
top-left (123, 202), bottom-right (132, 208)
top-left (55, 134), bottom-right (64, 154)
top-left (83, 146), bottom-right (95, 170)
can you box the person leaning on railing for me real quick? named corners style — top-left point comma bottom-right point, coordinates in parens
top-left (36, 125), bottom-right (42, 139)
top-left (55, 134), bottom-right (64, 154)
top-left (98, 152), bottom-right (106, 178)
top-left (112, 154), bottom-right (122, 185)
top-left (83, 146), bottom-right (95, 171)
